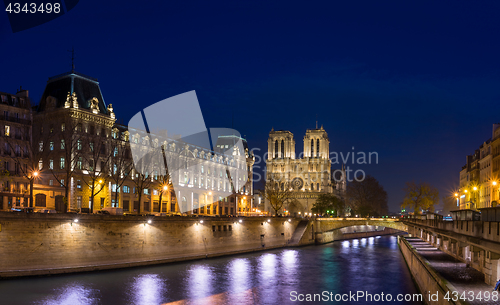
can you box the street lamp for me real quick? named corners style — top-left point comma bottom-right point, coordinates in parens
top-left (163, 185), bottom-right (168, 191)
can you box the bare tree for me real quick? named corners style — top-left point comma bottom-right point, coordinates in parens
top-left (108, 138), bottom-right (134, 210)
top-left (4, 126), bottom-right (50, 207)
top-left (79, 133), bottom-right (113, 213)
top-left (260, 174), bottom-right (292, 215)
top-left (402, 181), bottom-right (439, 214)
top-left (46, 117), bottom-right (83, 212)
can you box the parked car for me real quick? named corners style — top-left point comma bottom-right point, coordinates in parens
top-left (38, 209), bottom-right (57, 213)
top-left (97, 210), bottom-right (110, 215)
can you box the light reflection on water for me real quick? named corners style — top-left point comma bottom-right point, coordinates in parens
top-left (1, 235), bottom-right (422, 305)
top-left (37, 282), bottom-right (98, 305)
top-left (130, 274), bottom-right (164, 305)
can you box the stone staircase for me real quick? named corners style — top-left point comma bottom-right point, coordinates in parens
top-left (289, 220), bottom-right (309, 245)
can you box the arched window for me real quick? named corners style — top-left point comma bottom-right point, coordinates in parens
top-left (311, 184), bottom-right (314, 190)
top-left (281, 139), bottom-right (285, 158)
top-left (317, 183), bottom-right (320, 191)
top-left (274, 140), bottom-right (278, 158)
top-left (316, 139), bottom-right (320, 157)
top-left (311, 139), bottom-right (314, 157)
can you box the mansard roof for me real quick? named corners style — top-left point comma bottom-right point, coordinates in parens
top-left (37, 70), bottom-right (108, 114)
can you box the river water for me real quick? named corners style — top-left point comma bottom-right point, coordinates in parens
top-left (1, 235), bottom-right (423, 305)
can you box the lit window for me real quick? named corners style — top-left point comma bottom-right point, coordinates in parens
top-left (60, 157), bottom-right (65, 169)
top-left (61, 179), bottom-right (65, 187)
top-left (77, 180), bottom-right (82, 189)
top-left (49, 180), bottom-right (53, 186)
top-left (49, 141), bottom-right (54, 151)
top-left (61, 123), bottom-right (65, 132)
top-left (4, 125), bottom-right (10, 137)
top-left (123, 186), bottom-right (130, 193)
top-left (49, 159), bottom-right (53, 170)
top-left (38, 160), bottom-right (43, 170)
top-left (60, 140), bottom-right (65, 149)
top-left (77, 140), bottom-right (82, 150)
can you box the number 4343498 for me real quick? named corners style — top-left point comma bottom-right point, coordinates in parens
top-left (5, 3), bottom-right (61, 14)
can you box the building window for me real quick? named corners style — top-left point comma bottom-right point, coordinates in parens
top-left (61, 140), bottom-right (65, 149)
top-left (77, 180), bottom-right (82, 189)
top-left (281, 139), bottom-right (284, 158)
top-left (59, 157), bottom-right (65, 169)
top-left (311, 139), bottom-right (314, 157)
top-left (274, 140), bottom-right (278, 158)
top-left (316, 139), bottom-right (320, 157)
top-left (4, 125), bottom-right (10, 137)
top-left (61, 123), bottom-right (65, 132)
top-left (49, 141), bottom-right (54, 151)
top-left (61, 179), bottom-right (65, 187)
top-left (77, 140), bottom-right (82, 150)
top-left (112, 184), bottom-right (119, 192)
top-left (77, 196), bottom-right (82, 209)
top-left (49, 180), bottom-right (53, 186)
top-left (113, 147), bottom-right (118, 157)
top-left (38, 160), bottom-right (43, 170)
top-left (144, 188), bottom-right (149, 195)
top-left (49, 159), bottom-right (53, 170)
top-left (123, 185), bottom-right (130, 193)
top-left (39, 141), bottom-right (43, 152)
top-left (77, 157), bottom-right (82, 169)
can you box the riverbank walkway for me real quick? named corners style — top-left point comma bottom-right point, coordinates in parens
top-left (406, 237), bottom-right (497, 305)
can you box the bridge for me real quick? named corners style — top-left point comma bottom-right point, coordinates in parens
top-left (291, 217), bottom-right (408, 246)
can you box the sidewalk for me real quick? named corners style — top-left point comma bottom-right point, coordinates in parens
top-left (406, 238), bottom-right (497, 305)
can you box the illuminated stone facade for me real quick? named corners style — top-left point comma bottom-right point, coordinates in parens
top-left (1, 70), bottom-right (255, 216)
top-left (265, 127), bottom-right (345, 214)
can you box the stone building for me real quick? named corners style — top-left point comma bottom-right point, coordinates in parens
top-left (1, 69), bottom-right (255, 216)
top-left (0, 89), bottom-right (32, 210)
top-left (265, 126), bottom-right (346, 215)
top-left (458, 124), bottom-right (500, 210)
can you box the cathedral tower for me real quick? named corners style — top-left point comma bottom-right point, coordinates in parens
top-left (303, 126), bottom-right (329, 159)
top-left (267, 129), bottom-right (295, 160)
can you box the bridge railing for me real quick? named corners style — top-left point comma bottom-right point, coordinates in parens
top-left (403, 218), bottom-right (500, 243)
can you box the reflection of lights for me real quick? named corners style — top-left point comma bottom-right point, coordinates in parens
top-left (39, 283), bottom-right (97, 305)
top-left (132, 274), bottom-right (164, 305)
top-left (267, 219), bottom-right (271, 223)
top-left (200, 220), bottom-right (204, 224)
top-left (341, 241), bottom-right (349, 248)
top-left (228, 259), bottom-right (250, 294)
top-left (188, 265), bottom-right (213, 300)
top-left (239, 219), bottom-right (242, 223)
top-left (73, 219), bottom-right (78, 223)
top-left (147, 220), bottom-right (152, 224)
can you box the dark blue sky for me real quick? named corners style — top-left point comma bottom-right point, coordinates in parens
top-left (2, 1), bottom-right (500, 212)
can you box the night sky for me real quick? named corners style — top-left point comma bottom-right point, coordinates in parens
top-left (1, 1), bottom-right (500, 212)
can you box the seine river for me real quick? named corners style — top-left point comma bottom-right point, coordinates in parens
top-left (1, 235), bottom-right (423, 305)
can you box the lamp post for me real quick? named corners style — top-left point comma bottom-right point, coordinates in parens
top-left (492, 181), bottom-right (498, 207)
top-left (158, 184), bottom-right (168, 213)
top-left (28, 170), bottom-right (39, 208)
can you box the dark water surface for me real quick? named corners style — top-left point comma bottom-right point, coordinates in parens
top-left (1, 235), bottom-right (423, 305)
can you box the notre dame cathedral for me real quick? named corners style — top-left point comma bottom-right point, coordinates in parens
top-left (265, 126), bottom-right (346, 215)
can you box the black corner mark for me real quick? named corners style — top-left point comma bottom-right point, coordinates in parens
top-left (4, 0), bottom-right (79, 33)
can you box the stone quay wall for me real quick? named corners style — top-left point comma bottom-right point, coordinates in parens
top-left (0, 212), bottom-right (301, 277)
top-left (398, 236), bottom-right (467, 305)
